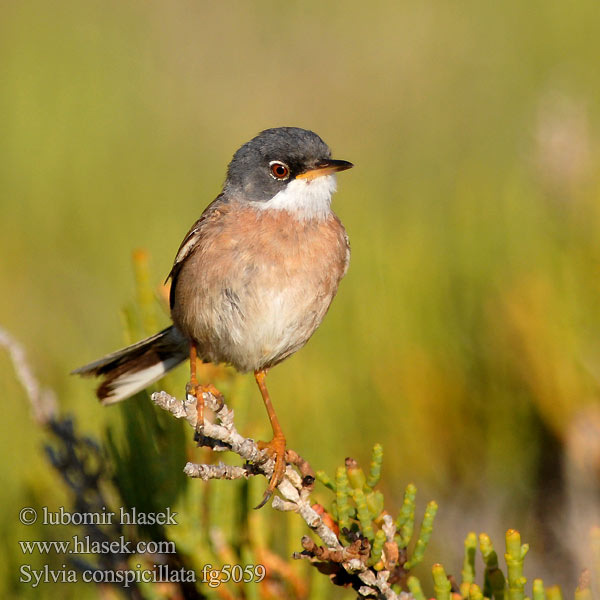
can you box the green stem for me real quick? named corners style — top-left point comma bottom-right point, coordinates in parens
top-left (505, 529), bottom-right (528, 600)
top-left (366, 443), bottom-right (384, 489)
top-left (395, 483), bottom-right (416, 548)
top-left (404, 500), bottom-right (438, 570)
top-left (432, 563), bottom-right (452, 600)
top-left (460, 532), bottom-right (477, 598)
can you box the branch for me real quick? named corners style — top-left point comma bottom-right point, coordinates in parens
top-left (151, 389), bottom-right (409, 599)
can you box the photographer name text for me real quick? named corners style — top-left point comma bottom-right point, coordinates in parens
top-left (40, 506), bottom-right (177, 526)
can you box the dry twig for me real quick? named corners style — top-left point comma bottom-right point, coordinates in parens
top-left (151, 389), bottom-right (411, 600)
top-left (0, 326), bottom-right (57, 424)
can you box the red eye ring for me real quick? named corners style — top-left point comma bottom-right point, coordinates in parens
top-left (269, 161), bottom-right (290, 180)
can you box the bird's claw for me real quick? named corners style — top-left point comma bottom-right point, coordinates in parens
top-left (254, 434), bottom-right (287, 509)
top-left (186, 381), bottom-right (224, 441)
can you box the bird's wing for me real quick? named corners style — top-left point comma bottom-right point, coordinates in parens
top-left (166, 193), bottom-right (229, 309)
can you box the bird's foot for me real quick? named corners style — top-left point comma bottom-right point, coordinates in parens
top-left (186, 381), bottom-right (224, 437)
top-left (198, 383), bottom-right (225, 411)
top-left (255, 433), bottom-right (287, 509)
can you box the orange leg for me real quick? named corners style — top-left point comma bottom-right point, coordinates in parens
top-left (188, 343), bottom-right (202, 427)
top-left (187, 343), bottom-right (223, 433)
top-left (254, 369), bottom-right (287, 509)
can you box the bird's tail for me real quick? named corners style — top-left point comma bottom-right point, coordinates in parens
top-left (72, 326), bottom-right (188, 404)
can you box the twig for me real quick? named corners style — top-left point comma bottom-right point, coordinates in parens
top-left (151, 389), bottom-right (411, 600)
top-left (0, 326), bottom-right (57, 425)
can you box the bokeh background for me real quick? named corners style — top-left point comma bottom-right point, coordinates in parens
top-left (2, 0), bottom-right (600, 597)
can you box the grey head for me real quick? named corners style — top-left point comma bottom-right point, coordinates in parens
top-left (224, 127), bottom-right (353, 204)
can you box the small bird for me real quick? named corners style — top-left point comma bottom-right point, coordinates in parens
top-left (73, 127), bottom-right (353, 507)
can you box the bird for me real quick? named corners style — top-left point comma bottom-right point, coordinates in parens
top-left (73, 127), bottom-right (353, 507)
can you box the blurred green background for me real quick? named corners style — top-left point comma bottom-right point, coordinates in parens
top-left (2, 0), bottom-right (600, 597)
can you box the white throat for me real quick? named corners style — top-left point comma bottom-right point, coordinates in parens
top-left (257, 174), bottom-right (337, 220)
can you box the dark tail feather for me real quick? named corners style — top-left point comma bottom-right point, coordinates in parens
top-left (72, 326), bottom-right (188, 404)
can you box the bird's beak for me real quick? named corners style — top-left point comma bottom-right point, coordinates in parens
top-left (296, 159), bottom-right (354, 181)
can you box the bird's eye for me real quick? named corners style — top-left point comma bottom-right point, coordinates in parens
top-left (269, 161), bottom-right (290, 180)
